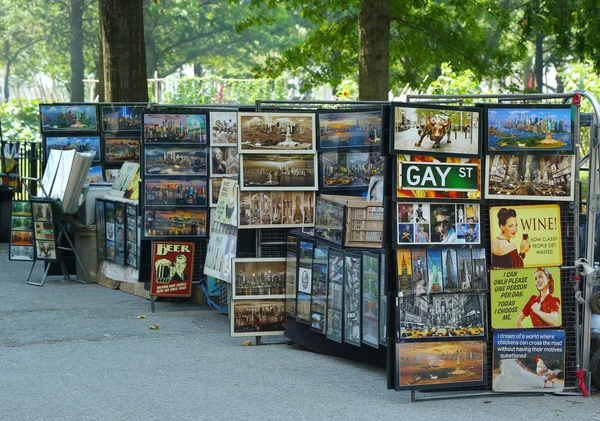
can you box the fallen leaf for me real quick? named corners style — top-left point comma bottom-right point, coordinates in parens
top-left (483, 400), bottom-right (491, 404)
top-left (150, 323), bottom-right (159, 330)
top-left (137, 315), bottom-right (146, 319)
top-left (243, 340), bottom-right (253, 346)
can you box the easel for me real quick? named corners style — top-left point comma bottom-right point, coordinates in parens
top-left (22, 176), bottom-right (89, 287)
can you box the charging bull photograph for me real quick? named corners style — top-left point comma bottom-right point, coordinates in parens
top-left (392, 104), bottom-right (481, 157)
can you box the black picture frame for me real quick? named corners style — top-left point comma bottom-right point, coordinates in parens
top-left (343, 251), bottom-right (362, 347)
top-left (326, 248), bottom-right (344, 343)
top-left (9, 200), bottom-right (35, 262)
top-left (310, 245), bottom-right (329, 334)
top-left (142, 208), bottom-right (208, 239)
top-left (378, 250), bottom-right (387, 347)
top-left (144, 176), bottom-right (208, 208)
top-left (43, 134), bottom-right (102, 163)
top-left (103, 133), bottom-right (141, 163)
top-left (95, 198), bottom-right (106, 261)
top-left (101, 104), bottom-right (145, 133)
top-left (362, 251), bottom-right (379, 349)
top-left (319, 150), bottom-right (385, 191)
top-left (314, 196), bottom-right (345, 246)
top-left (317, 108), bottom-right (383, 150)
top-left (142, 111), bottom-right (208, 144)
top-left (285, 235), bottom-right (298, 317)
top-left (296, 239), bottom-right (314, 325)
top-left (143, 144), bottom-right (208, 177)
top-left (40, 103), bottom-right (99, 133)
top-left (105, 200), bottom-right (116, 261)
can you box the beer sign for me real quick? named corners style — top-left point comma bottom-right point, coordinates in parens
top-left (150, 241), bottom-right (195, 297)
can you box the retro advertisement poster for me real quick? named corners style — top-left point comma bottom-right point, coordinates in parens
top-left (489, 204), bottom-right (562, 269)
top-left (490, 267), bottom-right (562, 329)
top-left (492, 329), bottom-right (565, 392)
top-left (150, 241), bottom-right (195, 297)
top-left (214, 178), bottom-right (238, 226)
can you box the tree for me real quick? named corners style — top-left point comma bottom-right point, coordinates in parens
top-left (99, 0), bottom-right (148, 101)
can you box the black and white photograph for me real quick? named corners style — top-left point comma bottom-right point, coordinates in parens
top-left (298, 266), bottom-right (312, 294)
top-left (314, 197), bottom-right (345, 245)
top-left (238, 112), bottom-right (316, 153)
top-left (362, 252), bottom-right (379, 348)
top-left (232, 258), bottom-right (286, 299)
top-left (240, 153), bottom-right (318, 191)
top-left (210, 146), bottom-right (239, 177)
top-left (343, 253), bottom-right (362, 347)
top-left (286, 250), bottom-right (298, 317)
top-left (210, 111), bottom-right (238, 145)
top-left (239, 191), bottom-right (315, 229)
top-left (10, 245), bottom-right (34, 261)
top-left (230, 299), bottom-right (286, 337)
top-left (326, 251), bottom-right (344, 343)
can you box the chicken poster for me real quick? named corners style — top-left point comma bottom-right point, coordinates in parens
top-left (150, 241), bottom-right (195, 297)
top-left (492, 329), bottom-right (565, 392)
top-left (490, 267), bottom-right (561, 329)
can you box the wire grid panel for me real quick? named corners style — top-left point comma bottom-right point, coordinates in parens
top-left (255, 100), bottom-right (387, 112)
top-left (257, 228), bottom-right (288, 258)
top-left (192, 238), bottom-right (208, 282)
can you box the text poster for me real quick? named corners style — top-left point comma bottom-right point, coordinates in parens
top-left (490, 267), bottom-right (561, 329)
top-left (151, 241), bottom-right (195, 297)
top-left (489, 204), bottom-right (562, 269)
top-left (214, 178), bottom-right (238, 226)
top-left (493, 330), bottom-right (565, 392)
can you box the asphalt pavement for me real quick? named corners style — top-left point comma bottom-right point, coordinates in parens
top-left (1, 244), bottom-right (599, 421)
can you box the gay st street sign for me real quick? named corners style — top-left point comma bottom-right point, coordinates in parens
top-left (398, 161), bottom-right (479, 191)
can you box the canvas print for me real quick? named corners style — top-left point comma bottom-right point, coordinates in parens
top-left (36, 240), bottom-right (57, 260)
top-left (318, 110), bottom-right (382, 149)
top-left (240, 153), bottom-right (317, 190)
top-left (314, 197), bottom-right (344, 245)
top-left (145, 145), bottom-right (208, 176)
top-left (238, 112), bottom-right (315, 153)
top-left (231, 298), bottom-right (286, 337)
top-left (104, 135), bottom-right (140, 162)
top-left (11, 230), bottom-right (34, 246)
top-left (86, 166), bottom-right (103, 184)
top-left (145, 176), bottom-right (207, 207)
top-left (392, 104), bottom-right (481, 156)
top-left (286, 250), bottom-right (298, 317)
top-left (344, 254), bottom-right (362, 347)
top-left (486, 154), bottom-right (575, 201)
top-left (150, 241), bottom-right (195, 297)
top-left (321, 151), bottom-right (385, 189)
top-left (299, 240), bottom-right (314, 267)
top-left (10, 245), bottom-right (34, 261)
top-left (396, 341), bottom-right (486, 390)
top-left (296, 292), bottom-right (311, 324)
top-left (362, 252), bottom-right (379, 348)
top-left (12, 201), bottom-right (31, 216)
top-left (41, 104), bottom-right (98, 132)
top-left (143, 113), bottom-right (207, 143)
top-left (45, 136), bottom-right (101, 162)
top-left (34, 222), bottom-right (54, 241)
top-left (102, 105), bottom-right (142, 132)
top-left (239, 191), bottom-right (315, 229)
top-left (232, 258), bottom-right (286, 299)
top-left (210, 111), bottom-right (238, 145)
top-left (144, 208), bottom-right (208, 238)
top-left (210, 146), bottom-right (239, 177)
top-left (11, 216), bottom-right (33, 231)
top-left (487, 106), bottom-right (572, 152)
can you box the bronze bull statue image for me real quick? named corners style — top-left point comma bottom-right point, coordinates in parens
top-left (415, 114), bottom-right (452, 148)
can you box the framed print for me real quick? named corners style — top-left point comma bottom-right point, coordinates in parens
top-left (362, 252), bottom-right (379, 349)
top-left (144, 145), bottom-right (208, 176)
top-left (299, 240), bottom-right (314, 268)
top-left (210, 146), bottom-right (239, 177)
top-left (391, 102), bottom-right (481, 157)
top-left (33, 222), bottom-right (54, 241)
top-left (394, 202), bottom-right (481, 246)
top-left (143, 208), bottom-right (208, 238)
top-left (485, 154), bottom-right (575, 201)
top-left (11, 215), bottom-right (34, 231)
top-left (12, 200), bottom-right (32, 216)
top-left (114, 202), bottom-right (126, 265)
top-left (45, 136), bottom-right (101, 162)
top-left (210, 111), bottom-right (238, 145)
top-left (310, 246), bottom-right (329, 334)
top-left (150, 241), bottom-right (195, 297)
top-left (396, 340), bottom-right (486, 390)
top-left (144, 176), bottom-right (208, 207)
top-left (326, 250), bottom-right (344, 343)
top-left (209, 178), bottom-right (224, 207)
top-left (314, 197), bottom-right (345, 245)
top-left (379, 251), bottom-right (387, 346)
top-left (32, 201), bottom-right (52, 222)
top-left (493, 329), bottom-right (565, 392)
top-left (10, 201), bottom-right (35, 261)
top-left (35, 240), bottom-right (57, 260)
top-left (213, 178), bottom-right (238, 226)
top-left (95, 199), bottom-right (106, 259)
top-left (86, 165), bottom-right (103, 184)
top-left (238, 112), bottom-right (316, 153)
top-left (230, 299), bottom-right (286, 337)
top-left (101, 105), bottom-right (143, 132)
top-left (143, 112), bottom-right (207, 143)
top-left (485, 104), bottom-right (573, 153)
top-left (489, 204), bottom-right (562, 269)
top-left (343, 252), bottom-right (362, 347)
top-left (396, 294), bottom-right (485, 340)
top-left (105, 169), bottom-right (119, 182)
top-left (105, 201), bottom-right (115, 261)
top-left (41, 104), bottom-right (98, 132)
top-left (320, 150), bottom-right (385, 189)
top-left (318, 109), bottom-right (382, 150)
top-left (286, 247), bottom-right (298, 317)
top-left (232, 258), bottom-right (286, 299)
top-left (104, 134), bottom-right (140, 162)
top-left (490, 267), bottom-right (561, 329)
top-left (296, 292), bottom-right (311, 324)
top-left (240, 153), bottom-right (318, 191)
top-left (298, 266), bottom-right (312, 294)
top-left (10, 245), bottom-right (34, 261)
top-left (239, 191), bottom-right (315, 229)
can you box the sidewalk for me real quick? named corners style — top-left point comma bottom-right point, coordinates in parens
top-left (1, 244), bottom-right (598, 421)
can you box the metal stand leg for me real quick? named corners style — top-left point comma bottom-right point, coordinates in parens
top-left (151, 296), bottom-right (156, 313)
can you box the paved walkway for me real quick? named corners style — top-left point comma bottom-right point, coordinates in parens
top-left (1, 245), bottom-right (599, 421)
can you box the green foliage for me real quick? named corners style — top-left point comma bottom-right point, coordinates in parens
top-left (334, 80), bottom-right (358, 101)
top-left (0, 99), bottom-right (41, 143)
top-left (427, 64), bottom-right (483, 96)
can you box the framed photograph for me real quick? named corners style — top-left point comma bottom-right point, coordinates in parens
top-left (326, 250), bottom-right (344, 343)
top-left (34, 222), bottom-right (54, 241)
top-left (240, 153), bottom-right (317, 191)
top-left (298, 266), bottom-right (312, 294)
top-left (143, 208), bottom-right (208, 238)
top-left (101, 105), bottom-right (143, 132)
top-left (36, 240), bottom-right (57, 260)
top-left (12, 200), bottom-right (31, 216)
top-left (310, 246), bottom-right (329, 334)
top-left (362, 251), bottom-right (379, 349)
top-left (239, 191), bottom-right (315, 229)
top-left (394, 202), bottom-right (481, 246)
top-left (238, 112), bottom-right (316, 153)
top-left (286, 247), bottom-right (298, 317)
top-left (230, 299), bottom-right (286, 337)
top-left (210, 146), bottom-right (239, 177)
top-left (209, 178), bottom-right (229, 207)
top-left (318, 109), bottom-right (382, 149)
top-left (95, 199), bottom-right (106, 259)
top-left (143, 112), bottom-right (207, 143)
top-left (396, 340), bottom-right (486, 390)
top-left (144, 145), bottom-right (208, 176)
top-left (105, 169), bottom-right (119, 182)
top-left (299, 240), bottom-right (314, 268)
top-left (396, 293), bottom-right (486, 340)
top-left (45, 136), bottom-right (101, 162)
top-left (11, 215), bottom-right (34, 231)
top-left (11, 230), bottom-right (34, 246)
top-left (314, 197), bottom-right (345, 245)
top-left (210, 111), bottom-right (237, 146)
top-left (144, 176), bottom-right (208, 207)
top-left (296, 292), bottom-right (311, 325)
top-left (485, 104), bottom-right (573, 153)
top-left (104, 201), bottom-right (115, 261)
top-left (343, 252), bottom-right (362, 347)
top-left (10, 245), bottom-right (34, 261)
top-left (232, 258), bottom-right (286, 299)
top-left (391, 102), bottom-right (482, 157)
top-left (41, 104), bottom-right (98, 132)
top-left (320, 150), bottom-right (385, 190)
top-left (379, 251), bottom-right (387, 346)
top-left (114, 202), bottom-right (125, 266)
top-left (104, 134), bottom-right (140, 162)
top-left (150, 241), bottom-right (195, 297)
top-left (485, 154), bottom-right (575, 201)
top-left (86, 166), bottom-right (104, 184)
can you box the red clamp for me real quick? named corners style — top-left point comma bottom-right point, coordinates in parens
top-left (573, 93), bottom-right (582, 105)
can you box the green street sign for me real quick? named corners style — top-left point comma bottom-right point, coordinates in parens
top-left (399, 162), bottom-right (479, 191)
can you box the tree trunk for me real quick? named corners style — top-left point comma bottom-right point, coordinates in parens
top-left (534, 32), bottom-right (544, 93)
top-left (194, 63), bottom-right (204, 78)
top-left (145, 32), bottom-right (158, 78)
top-left (96, 33), bottom-right (105, 102)
top-left (70, 0), bottom-right (85, 102)
top-left (99, 0), bottom-right (148, 101)
top-left (358, 0), bottom-right (390, 100)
